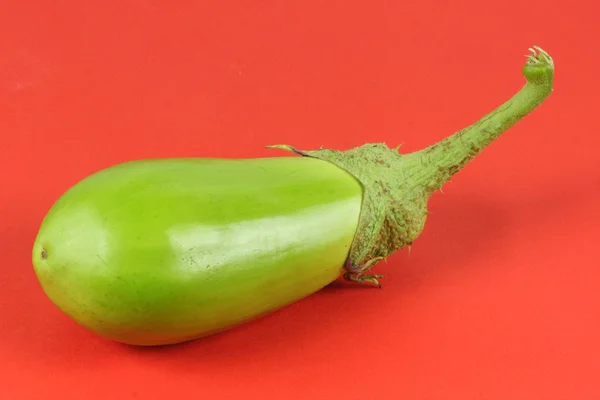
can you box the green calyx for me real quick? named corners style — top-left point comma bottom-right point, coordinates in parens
top-left (267, 142), bottom-right (429, 286)
top-left (268, 46), bottom-right (555, 286)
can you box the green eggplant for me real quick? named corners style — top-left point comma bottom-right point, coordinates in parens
top-left (32, 46), bottom-right (555, 346)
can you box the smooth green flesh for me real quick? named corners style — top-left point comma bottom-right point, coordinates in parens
top-left (32, 157), bottom-right (363, 345)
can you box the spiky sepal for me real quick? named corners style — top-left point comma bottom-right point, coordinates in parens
top-left (267, 143), bottom-right (430, 288)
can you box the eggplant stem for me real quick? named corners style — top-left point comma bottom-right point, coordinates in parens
top-left (404, 45), bottom-right (555, 195)
top-left (267, 46), bottom-right (555, 288)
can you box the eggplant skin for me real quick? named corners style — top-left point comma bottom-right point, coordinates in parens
top-left (31, 156), bottom-right (363, 346)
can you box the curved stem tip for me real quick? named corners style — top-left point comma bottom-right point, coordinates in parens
top-left (407, 46), bottom-right (555, 194)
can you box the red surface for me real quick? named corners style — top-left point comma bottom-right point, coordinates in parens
top-left (1, 1), bottom-right (599, 399)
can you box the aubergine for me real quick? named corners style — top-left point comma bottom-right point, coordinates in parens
top-left (31, 47), bottom-right (555, 346)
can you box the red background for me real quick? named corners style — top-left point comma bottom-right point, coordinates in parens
top-left (1, 1), bottom-right (599, 399)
